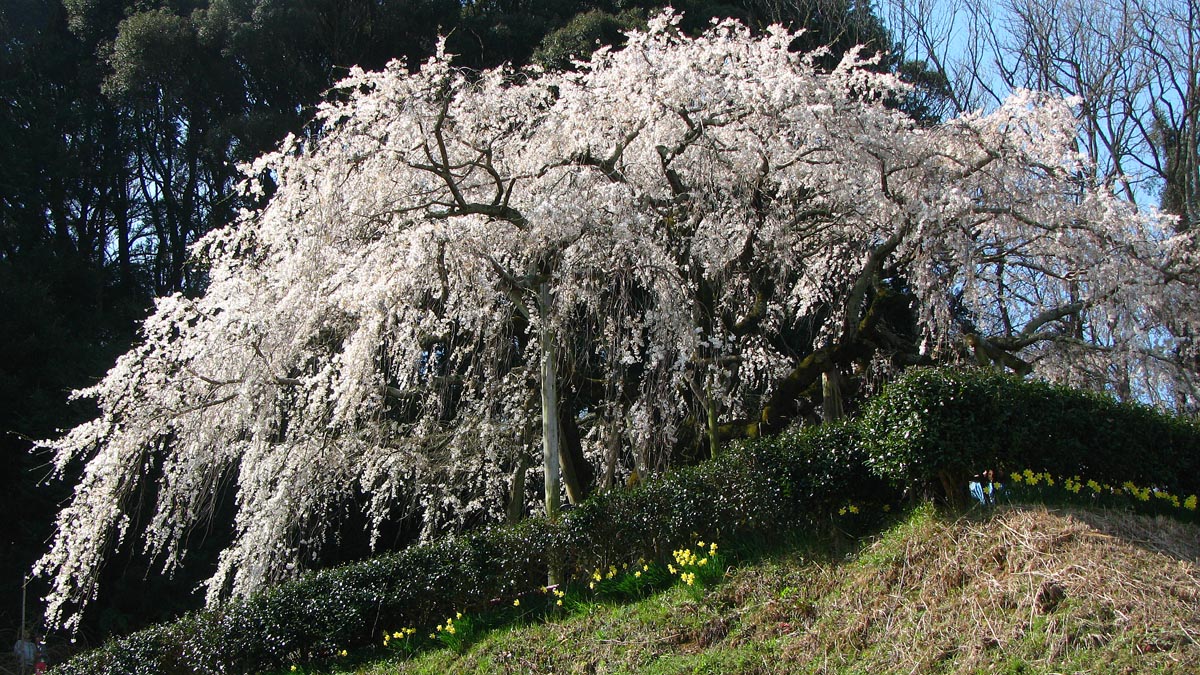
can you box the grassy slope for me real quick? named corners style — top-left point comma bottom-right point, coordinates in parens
top-left (297, 505), bottom-right (1200, 675)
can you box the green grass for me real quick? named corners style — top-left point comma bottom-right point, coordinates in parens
top-left (271, 503), bottom-right (1200, 675)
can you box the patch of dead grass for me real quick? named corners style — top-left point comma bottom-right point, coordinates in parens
top-left (779, 505), bottom-right (1200, 673)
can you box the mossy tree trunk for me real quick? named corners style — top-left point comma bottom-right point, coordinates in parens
top-left (821, 367), bottom-right (845, 422)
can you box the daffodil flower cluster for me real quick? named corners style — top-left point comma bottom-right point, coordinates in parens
top-left (434, 611), bottom-right (479, 652)
top-left (1013, 469), bottom-right (1057, 487)
top-left (669, 541), bottom-right (719, 587)
top-left (1011, 469), bottom-right (1198, 513)
top-left (435, 613), bottom-right (463, 635)
top-left (589, 563), bottom-right (623, 590)
top-left (382, 626), bottom-right (418, 648)
top-left (383, 615), bottom-right (472, 655)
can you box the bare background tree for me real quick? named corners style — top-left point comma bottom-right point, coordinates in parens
top-left (884, 0), bottom-right (1199, 228)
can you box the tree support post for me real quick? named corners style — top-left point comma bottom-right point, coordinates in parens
top-left (538, 283), bottom-right (563, 585)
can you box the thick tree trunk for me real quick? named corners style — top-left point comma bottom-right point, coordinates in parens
top-left (704, 390), bottom-right (720, 458)
top-left (757, 348), bottom-right (831, 435)
top-left (821, 368), bottom-right (845, 422)
top-left (600, 415), bottom-right (622, 491)
top-left (506, 451), bottom-right (532, 523)
top-left (559, 405), bottom-right (594, 505)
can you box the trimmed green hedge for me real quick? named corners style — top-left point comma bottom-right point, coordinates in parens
top-left (53, 368), bottom-right (1200, 674)
top-left (861, 367), bottom-right (1200, 500)
top-left (50, 422), bottom-right (892, 675)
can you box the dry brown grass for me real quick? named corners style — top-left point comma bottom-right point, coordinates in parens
top-left (751, 505), bottom-right (1200, 674)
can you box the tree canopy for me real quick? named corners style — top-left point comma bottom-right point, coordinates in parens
top-left (1, 0), bottom-right (915, 636)
top-left (34, 12), bottom-right (1200, 631)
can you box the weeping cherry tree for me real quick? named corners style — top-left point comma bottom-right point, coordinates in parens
top-left (35, 11), bottom-right (1200, 630)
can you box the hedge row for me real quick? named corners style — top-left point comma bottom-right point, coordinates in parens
top-left (50, 421), bottom-right (892, 675)
top-left (52, 368), bottom-right (1200, 674)
top-left (861, 367), bottom-right (1200, 501)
